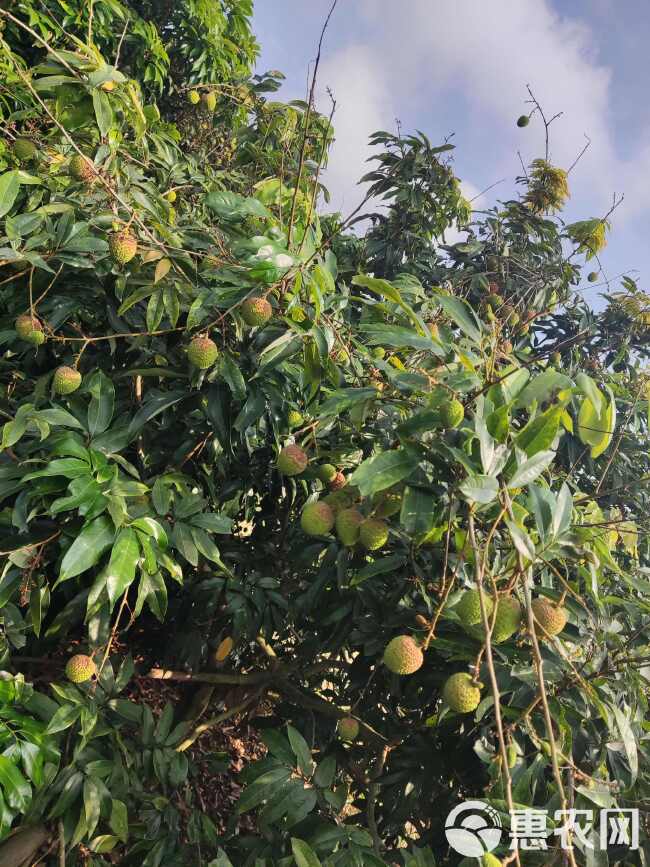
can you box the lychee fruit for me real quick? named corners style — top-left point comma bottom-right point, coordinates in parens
top-left (241, 296), bottom-right (272, 327)
top-left (53, 366), bottom-right (82, 395)
top-left (287, 410), bottom-right (303, 429)
top-left (164, 190), bottom-right (177, 203)
top-left (500, 303), bottom-right (520, 326)
top-left (587, 271), bottom-right (599, 283)
top-left (337, 717), bottom-right (359, 742)
top-left (532, 597), bottom-right (567, 637)
top-left (203, 91), bottom-right (217, 112)
top-left (335, 508), bottom-right (363, 546)
top-left (517, 115), bottom-right (530, 128)
top-left (13, 138), bottom-right (36, 161)
top-left (317, 464), bottom-right (337, 483)
top-left (69, 154), bottom-right (96, 183)
top-left (359, 518), bottom-right (389, 551)
top-left (108, 230), bottom-right (138, 265)
top-left (456, 588), bottom-right (494, 628)
top-left (465, 596), bottom-right (522, 644)
top-left (15, 313), bottom-right (45, 345)
top-left (300, 501), bottom-right (334, 536)
top-left (371, 346), bottom-right (386, 359)
top-left (188, 90), bottom-right (200, 105)
top-left (65, 654), bottom-right (96, 683)
top-left (329, 471), bottom-right (347, 491)
top-left (443, 672), bottom-right (481, 713)
top-left (277, 444), bottom-right (308, 476)
top-left (440, 398), bottom-right (464, 429)
top-left (383, 635), bottom-right (423, 675)
top-left (323, 489), bottom-right (355, 514)
top-left (188, 336), bottom-right (218, 369)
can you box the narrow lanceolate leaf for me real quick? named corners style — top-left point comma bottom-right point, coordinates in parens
top-left (0, 171), bottom-right (20, 219)
top-left (58, 516), bottom-right (115, 584)
top-left (434, 293), bottom-right (482, 343)
top-left (87, 370), bottom-right (115, 437)
top-left (106, 528), bottom-right (140, 605)
top-left (459, 474), bottom-right (499, 504)
top-left (349, 448), bottom-right (419, 496)
top-left (291, 838), bottom-right (323, 867)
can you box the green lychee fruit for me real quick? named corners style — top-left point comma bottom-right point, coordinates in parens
top-left (374, 487), bottom-right (403, 518)
top-left (371, 346), bottom-right (386, 359)
top-left (69, 154), bottom-right (95, 183)
top-left (532, 597), bottom-right (567, 637)
top-left (359, 518), bottom-right (389, 551)
top-left (335, 508), bottom-right (363, 546)
top-left (587, 271), bottom-right (599, 283)
top-left (53, 366), bottom-right (82, 395)
top-left (188, 90), bottom-right (200, 105)
top-left (466, 596), bottom-right (522, 644)
top-left (165, 190), bottom-right (177, 203)
top-left (517, 115), bottom-right (530, 128)
top-left (287, 410), bottom-right (303, 429)
top-left (15, 313), bottom-right (42, 340)
top-left (551, 351), bottom-right (562, 366)
top-left (323, 489), bottom-right (355, 514)
top-left (65, 654), bottom-right (96, 683)
top-left (500, 303), bottom-right (520, 326)
top-left (241, 296), bottom-right (272, 327)
top-left (277, 444), bottom-right (308, 476)
top-left (337, 716), bottom-right (359, 742)
top-left (188, 336), bottom-right (218, 369)
top-left (203, 91), bottom-right (217, 112)
top-left (486, 292), bottom-right (502, 311)
top-left (456, 588), bottom-right (494, 628)
top-left (108, 230), bottom-right (138, 265)
top-left (440, 398), bottom-right (464, 429)
top-left (383, 635), bottom-right (423, 675)
top-left (443, 672), bottom-right (481, 713)
top-left (317, 464), bottom-right (337, 483)
top-left (300, 501), bottom-right (334, 536)
top-left (13, 138), bottom-right (36, 161)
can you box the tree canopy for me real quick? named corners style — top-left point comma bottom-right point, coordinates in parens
top-left (0, 2), bottom-right (649, 866)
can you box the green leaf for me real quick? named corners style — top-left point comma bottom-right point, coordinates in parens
top-left (611, 704), bottom-right (638, 786)
top-left (291, 838), bottom-right (323, 867)
top-left (58, 516), bottom-right (115, 583)
top-left (287, 724), bottom-right (313, 776)
top-left (508, 450), bottom-right (555, 488)
top-left (435, 293), bottom-right (482, 343)
top-left (515, 405), bottom-right (563, 457)
top-left (87, 370), bottom-right (115, 437)
top-left (106, 528), bottom-right (140, 606)
top-left (45, 703), bottom-right (83, 735)
top-left (352, 274), bottom-right (422, 330)
top-left (349, 448), bottom-right (419, 497)
top-left (0, 171), bottom-right (20, 219)
top-left (459, 474), bottom-right (499, 504)
top-left (516, 369), bottom-right (573, 407)
top-left (399, 487), bottom-right (436, 536)
top-left (92, 90), bottom-right (114, 136)
top-left (0, 755), bottom-right (31, 811)
top-left (110, 799), bottom-right (128, 843)
top-left (84, 776), bottom-right (102, 839)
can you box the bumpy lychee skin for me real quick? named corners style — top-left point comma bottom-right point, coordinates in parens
top-left (440, 398), bottom-right (464, 429)
top-left (108, 230), bottom-right (138, 265)
top-left (65, 654), bottom-right (96, 684)
top-left (383, 635), bottom-right (424, 675)
top-left (371, 346), bottom-right (386, 360)
top-left (335, 508), bottom-right (363, 546)
top-left (188, 336), bottom-right (218, 369)
top-left (300, 501), bottom-right (334, 536)
top-left (443, 672), bottom-right (481, 713)
top-left (517, 114), bottom-right (530, 128)
top-left (240, 296), bottom-right (272, 327)
top-left (329, 471), bottom-right (347, 491)
top-left (287, 410), bottom-right (303, 429)
top-left (277, 444), bottom-right (308, 476)
top-left (532, 597), bottom-right (567, 637)
top-left (69, 154), bottom-right (96, 183)
top-left (466, 596), bottom-right (522, 644)
top-left (359, 518), bottom-right (389, 551)
top-left (457, 589), bottom-right (494, 628)
top-left (337, 716), bottom-right (359, 742)
top-left (53, 366), bottom-right (82, 395)
top-left (317, 464), bottom-right (337, 483)
top-left (15, 314), bottom-right (41, 340)
top-left (13, 138), bottom-right (36, 161)
top-left (188, 90), bottom-right (200, 105)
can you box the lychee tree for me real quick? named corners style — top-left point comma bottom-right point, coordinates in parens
top-left (0, 3), bottom-right (649, 866)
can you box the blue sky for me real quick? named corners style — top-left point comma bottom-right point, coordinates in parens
top-left (252, 1), bottom-right (650, 303)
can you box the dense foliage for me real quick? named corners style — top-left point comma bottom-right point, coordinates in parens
top-left (1, 2), bottom-right (649, 865)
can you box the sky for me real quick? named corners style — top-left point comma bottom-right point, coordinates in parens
top-left (252, 0), bottom-right (650, 304)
